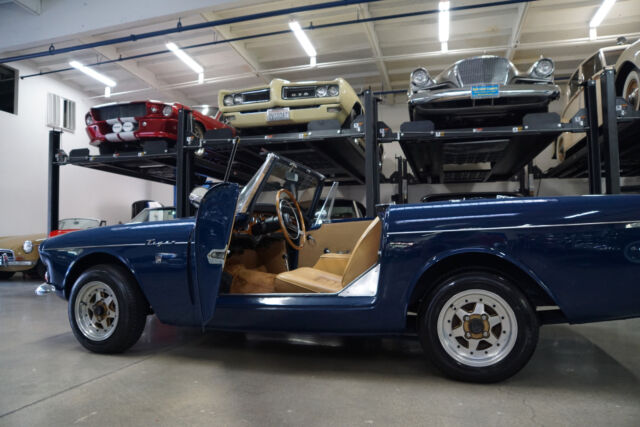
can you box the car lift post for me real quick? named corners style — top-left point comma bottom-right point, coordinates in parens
top-left (176, 109), bottom-right (194, 218)
top-left (601, 68), bottom-right (621, 194)
top-left (584, 79), bottom-right (602, 194)
top-left (363, 90), bottom-right (380, 216)
top-left (48, 130), bottom-right (61, 234)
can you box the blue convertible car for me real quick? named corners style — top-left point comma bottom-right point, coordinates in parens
top-left (39, 153), bottom-right (640, 382)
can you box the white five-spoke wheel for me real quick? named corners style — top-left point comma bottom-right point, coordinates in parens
top-left (437, 289), bottom-right (517, 368)
top-left (69, 264), bottom-right (148, 354)
top-left (419, 271), bottom-right (539, 383)
top-left (75, 281), bottom-right (120, 341)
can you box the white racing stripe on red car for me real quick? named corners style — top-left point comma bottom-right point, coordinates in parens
top-left (105, 133), bottom-right (121, 142)
top-left (117, 131), bottom-right (137, 141)
top-left (119, 117), bottom-right (138, 123)
top-left (106, 118), bottom-right (120, 125)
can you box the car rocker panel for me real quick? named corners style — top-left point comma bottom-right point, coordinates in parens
top-left (408, 55), bottom-right (560, 125)
top-left (219, 78), bottom-right (360, 128)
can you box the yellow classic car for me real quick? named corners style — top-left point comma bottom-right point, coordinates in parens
top-left (218, 78), bottom-right (362, 131)
top-left (0, 233), bottom-right (47, 280)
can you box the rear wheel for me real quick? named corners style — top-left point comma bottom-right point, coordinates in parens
top-left (0, 271), bottom-right (15, 280)
top-left (418, 271), bottom-right (539, 383)
top-left (623, 70), bottom-right (640, 110)
top-left (68, 264), bottom-right (148, 353)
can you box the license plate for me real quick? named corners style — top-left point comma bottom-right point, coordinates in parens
top-left (266, 108), bottom-right (290, 122)
top-left (471, 84), bottom-right (500, 99)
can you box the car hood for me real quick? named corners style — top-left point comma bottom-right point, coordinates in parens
top-left (40, 218), bottom-right (195, 251)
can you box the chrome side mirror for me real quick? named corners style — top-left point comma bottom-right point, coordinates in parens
top-left (189, 186), bottom-right (209, 208)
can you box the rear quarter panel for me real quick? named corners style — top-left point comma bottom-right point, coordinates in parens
top-left (381, 196), bottom-right (640, 324)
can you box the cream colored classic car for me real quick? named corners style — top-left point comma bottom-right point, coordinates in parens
top-left (0, 233), bottom-right (47, 279)
top-left (218, 78), bottom-right (362, 131)
top-left (556, 40), bottom-right (640, 161)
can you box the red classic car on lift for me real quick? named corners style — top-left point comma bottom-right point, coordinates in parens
top-left (85, 101), bottom-right (231, 154)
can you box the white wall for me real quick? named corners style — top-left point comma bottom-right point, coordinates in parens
top-left (0, 62), bottom-right (173, 236)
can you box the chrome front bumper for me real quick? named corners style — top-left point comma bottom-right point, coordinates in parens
top-left (35, 283), bottom-right (56, 295)
top-left (0, 259), bottom-right (34, 267)
top-left (409, 84), bottom-right (560, 105)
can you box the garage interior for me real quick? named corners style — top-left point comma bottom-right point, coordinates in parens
top-left (2, 0), bottom-right (640, 425)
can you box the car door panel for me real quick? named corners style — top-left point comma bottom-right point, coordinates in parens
top-left (194, 182), bottom-right (239, 326)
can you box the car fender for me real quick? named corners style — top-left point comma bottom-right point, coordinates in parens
top-left (406, 246), bottom-right (560, 308)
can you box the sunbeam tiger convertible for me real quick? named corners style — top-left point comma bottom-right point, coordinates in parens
top-left (38, 153), bottom-right (640, 382)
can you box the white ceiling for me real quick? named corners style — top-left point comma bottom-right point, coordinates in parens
top-left (2, 0), bottom-right (640, 107)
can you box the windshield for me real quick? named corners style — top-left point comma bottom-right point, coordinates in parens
top-left (236, 153), bottom-right (324, 216)
top-left (58, 218), bottom-right (101, 230)
top-left (129, 207), bottom-right (176, 223)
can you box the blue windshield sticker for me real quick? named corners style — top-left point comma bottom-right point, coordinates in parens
top-left (471, 84), bottom-right (500, 98)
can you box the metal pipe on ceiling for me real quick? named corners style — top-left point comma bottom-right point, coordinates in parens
top-left (0, 0), bottom-right (382, 64)
top-left (18, 0), bottom-right (537, 79)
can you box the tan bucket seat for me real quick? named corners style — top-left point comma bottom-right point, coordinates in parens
top-left (274, 217), bottom-right (382, 293)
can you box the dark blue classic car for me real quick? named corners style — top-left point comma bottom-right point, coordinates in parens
top-left (38, 153), bottom-right (640, 382)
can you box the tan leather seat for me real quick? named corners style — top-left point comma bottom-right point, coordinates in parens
top-left (274, 217), bottom-right (382, 293)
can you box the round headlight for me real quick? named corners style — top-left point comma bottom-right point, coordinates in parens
top-left (533, 58), bottom-right (554, 78)
top-left (85, 114), bottom-right (94, 126)
top-left (411, 68), bottom-right (430, 87)
top-left (23, 240), bottom-right (33, 254)
top-left (316, 86), bottom-right (328, 97)
top-left (328, 85), bottom-right (339, 97)
top-left (233, 94), bottom-right (244, 104)
top-left (223, 95), bottom-right (234, 106)
top-left (162, 105), bottom-right (173, 116)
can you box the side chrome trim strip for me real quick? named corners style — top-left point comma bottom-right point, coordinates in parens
top-left (48, 241), bottom-right (189, 251)
top-left (387, 220), bottom-right (640, 236)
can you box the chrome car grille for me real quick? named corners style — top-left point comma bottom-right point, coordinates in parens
top-left (0, 249), bottom-right (15, 262)
top-left (456, 57), bottom-right (510, 86)
top-left (240, 89), bottom-right (270, 103)
top-left (92, 103), bottom-right (147, 121)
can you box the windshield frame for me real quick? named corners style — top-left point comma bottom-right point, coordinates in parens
top-left (236, 153), bottom-right (325, 219)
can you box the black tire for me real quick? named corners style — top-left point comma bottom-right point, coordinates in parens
top-left (26, 260), bottom-right (46, 280)
top-left (622, 70), bottom-right (640, 111)
top-left (0, 271), bottom-right (15, 280)
top-left (68, 264), bottom-right (148, 354)
top-left (418, 270), bottom-right (539, 383)
top-left (193, 122), bottom-right (205, 140)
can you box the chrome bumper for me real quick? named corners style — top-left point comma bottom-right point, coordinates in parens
top-left (409, 84), bottom-right (560, 105)
top-left (0, 259), bottom-right (34, 267)
top-left (35, 283), bottom-right (56, 295)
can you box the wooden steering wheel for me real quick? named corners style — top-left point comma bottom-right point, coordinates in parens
top-left (275, 188), bottom-right (306, 250)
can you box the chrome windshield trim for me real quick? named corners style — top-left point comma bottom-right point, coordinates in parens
top-left (387, 220), bottom-right (640, 236)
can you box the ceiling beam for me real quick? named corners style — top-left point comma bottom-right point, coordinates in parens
top-left (200, 11), bottom-right (270, 84)
top-left (358, 4), bottom-right (392, 93)
top-left (506, 3), bottom-right (529, 61)
top-left (82, 38), bottom-right (197, 104)
top-left (12, 0), bottom-right (41, 15)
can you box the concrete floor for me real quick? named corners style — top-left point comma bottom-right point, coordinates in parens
top-left (1, 279), bottom-right (639, 427)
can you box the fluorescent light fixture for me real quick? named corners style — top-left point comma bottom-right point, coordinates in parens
top-left (69, 60), bottom-right (116, 87)
top-left (198, 72), bottom-right (204, 84)
top-left (441, 42), bottom-right (448, 52)
top-left (589, 27), bottom-right (598, 40)
top-left (439, 1), bottom-right (450, 43)
top-left (289, 20), bottom-right (317, 58)
top-left (166, 42), bottom-right (204, 75)
top-left (310, 56), bottom-right (317, 67)
top-left (104, 87), bottom-right (111, 98)
top-left (589, 0), bottom-right (616, 28)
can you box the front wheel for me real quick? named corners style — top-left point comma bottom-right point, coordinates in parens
top-left (68, 264), bottom-right (148, 353)
top-left (418, 271), bottom-right (539, 383)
